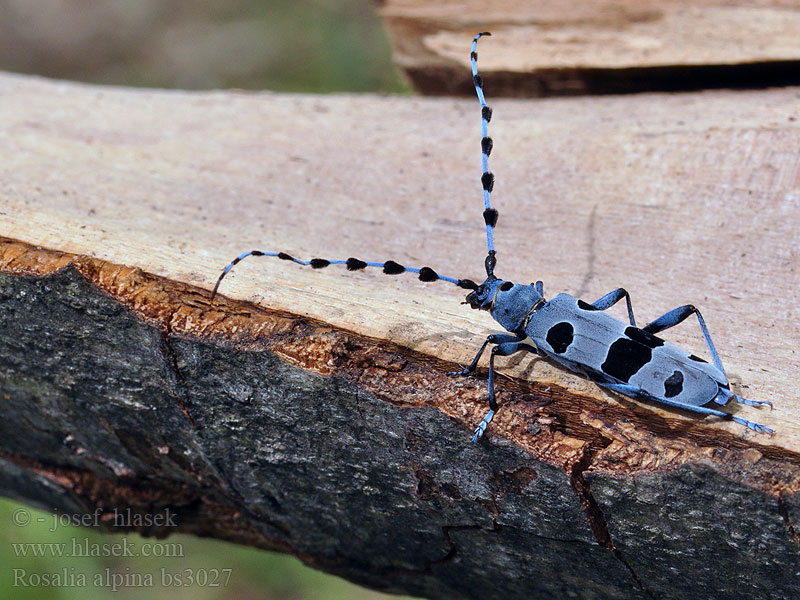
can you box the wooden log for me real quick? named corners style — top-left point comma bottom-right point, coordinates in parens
top-left (381, 0), bottom-right (800, 95)
top-left (0, 71), bottom-right (799, 599)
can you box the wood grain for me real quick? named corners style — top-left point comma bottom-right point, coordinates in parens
top-left (1, 71), bottom-right (796, 450)
top-left (381, 1), bottom-right (800, 95)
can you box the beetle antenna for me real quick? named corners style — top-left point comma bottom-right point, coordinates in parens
top-left (210, 250), bottom-right (478, 301)
top-left (471, 32), bottom-right (497, 277)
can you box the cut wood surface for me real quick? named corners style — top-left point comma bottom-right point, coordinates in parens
top-left (1, 71), bottom-right (800, 599)
top-left (381, 0), bottom-right (800, 95)
top-left (0, 71), bottom-right (796, 445)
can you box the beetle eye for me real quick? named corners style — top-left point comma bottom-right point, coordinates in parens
top-left (500, 281), bottom-right (513, 291)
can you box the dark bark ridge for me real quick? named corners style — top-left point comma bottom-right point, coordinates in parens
top-left (1, 236), bottom-right (798, 600)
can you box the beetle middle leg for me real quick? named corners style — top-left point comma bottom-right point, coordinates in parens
top-left (587, 287), bottom-right (636, 326)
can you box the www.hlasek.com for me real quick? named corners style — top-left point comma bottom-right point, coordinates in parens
top-left (13, 536), bottom-right (183, 559)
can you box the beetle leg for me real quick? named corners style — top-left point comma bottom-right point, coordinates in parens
top-left (472, 341), bottom-right (536, 442)
top-left (447, 333), bottom-right (525, 376)
top-left (595, 381), bottom-right (773, 434)
top-left (587, 288), bottom-right (637, 327)
top-left (642, 305), bottom-right (725, 374)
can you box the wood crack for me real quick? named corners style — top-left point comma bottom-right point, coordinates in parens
top-left (570, 438), bottom-right (652, 597)
top-left (778, 495), bottom-right (800, 546)
top-left (159, 329), bottom-right (196, 429)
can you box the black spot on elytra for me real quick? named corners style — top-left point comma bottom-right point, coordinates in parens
top-left (577, 299), bottom-right (599, 311)
top-left (481, 136), bottom-right (493, 156)
top-left (689, 354), bottom-right (708, 363)
top-left (601, 338), bottom-right (652, 382)
top-left (383, 261), bottom-right (405, 275)
top-left (418, 267), bottom-right (438, 282)
top-left (483, 208), bottom-right (498, 227)
top-left (546, 322), bottom-right (574, 355)
top-left (310, 258), bottom-right (329, 269)
top-left (664, 370), bottom-right (684, 398)
top-left (481, 172), bottom-right (495, 192)
top-left (500, 281), bottom-right (513, 291)
top-left (482, 106), bottom-right (492, 122)
top-left (346, 258), bottom-right (366, 271)
top-left (625, 326), bottom-right (664, 348)
top-left (278, 252), bottom-right (294, 261)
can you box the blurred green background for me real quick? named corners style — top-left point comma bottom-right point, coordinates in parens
top-left (0, 497), bottom-right (415, 599)
top-left (0, 1), bottom-right (416, 599)
top-left (0, 0), bottom-right (409, 93)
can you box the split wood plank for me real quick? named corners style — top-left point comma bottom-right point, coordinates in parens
top-left (380, 0), bottom-right (800, 95)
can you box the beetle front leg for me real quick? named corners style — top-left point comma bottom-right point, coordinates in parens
top-left (472, 340), bottom-right (536, 443)
top-left (447, 333), bottom-right (525, 376)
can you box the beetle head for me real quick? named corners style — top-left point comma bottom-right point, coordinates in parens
top-left (465, 276), bottom-right (499, 310)
top-left (466, 275), bottom-right (545, 333)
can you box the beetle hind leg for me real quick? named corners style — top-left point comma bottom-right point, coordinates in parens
top-left (641, 304), bottom-right (725, 373)
top-left (471, 410), bottom-right (495, 443)
top-left (594, 380), bottom-right (773, 434)
top-left (731, 416), bottom-right (774, 434)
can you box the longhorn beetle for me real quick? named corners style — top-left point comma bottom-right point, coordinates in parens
top-left (211, 32), bottom-right (774, 441)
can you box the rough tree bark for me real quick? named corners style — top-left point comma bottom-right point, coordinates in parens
top-left (0, 69), bottom-right (798, 599)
